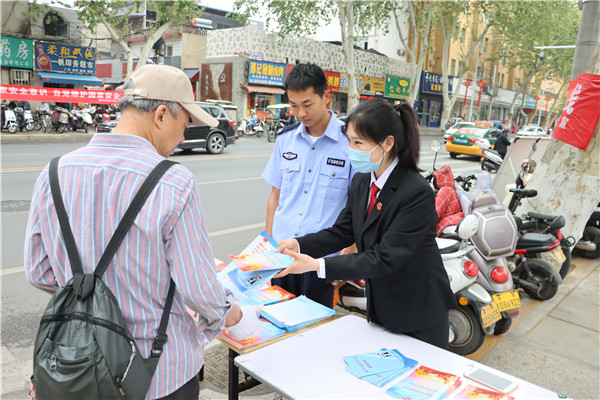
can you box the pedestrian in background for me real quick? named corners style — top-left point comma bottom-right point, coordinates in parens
top-left (262, 63), bottom-right (354, 307)
top-left (274, 99), bottom-right (456, 349)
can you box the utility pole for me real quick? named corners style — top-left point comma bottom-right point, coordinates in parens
top-left (571, 0), bottom-right (600, 79)
top-left (468, 43), bottom-right (482, 122)
top-left (486, 64), bottom-right (497, 121)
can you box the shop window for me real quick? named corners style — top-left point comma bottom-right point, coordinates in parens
top-left (254, 94), bottom-right (275, 111)
top-left (11, 69), bottom-right (31, 85)
top-left (43, 11), bottom-right (68, 37)
top-left (166, 45), bottom-right (173, 57)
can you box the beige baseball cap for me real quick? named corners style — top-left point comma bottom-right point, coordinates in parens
top-left (120, 64), bottom-right (218, 127)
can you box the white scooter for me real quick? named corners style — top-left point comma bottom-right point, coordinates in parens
top-left (476, 139), bottom-right (503, 173)
top-left (71, 108), bottom-right (94, 133)
top-left (1, 106), bottom-right (19, 133)
top-left (237, 117), bottom-right (264, 137)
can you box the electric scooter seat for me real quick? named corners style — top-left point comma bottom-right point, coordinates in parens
top-left (516, 232), bottom-right (558, 253)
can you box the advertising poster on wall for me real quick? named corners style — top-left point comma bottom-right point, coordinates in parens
top-left (248, 60), bottom-right (286, 86)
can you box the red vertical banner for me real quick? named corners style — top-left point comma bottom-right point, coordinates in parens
top-left (476, 80), bottom-right (487, 107)
top-left (552, 73), bottom-right (600, 151)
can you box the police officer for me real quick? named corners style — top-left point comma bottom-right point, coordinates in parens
top-left (262, 63), bottom-right (354, 307)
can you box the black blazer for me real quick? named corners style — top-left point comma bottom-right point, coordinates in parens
top-left (297, 163), bottom-right (456, 333)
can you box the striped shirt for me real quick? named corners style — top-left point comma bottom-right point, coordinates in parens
top-left (24, 133), bottom-right (232, 399)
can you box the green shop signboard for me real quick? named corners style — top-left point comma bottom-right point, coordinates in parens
top-left (0, 36), bottom-right (34, 69)
top-left (384, 76), bottom-right (410, 99)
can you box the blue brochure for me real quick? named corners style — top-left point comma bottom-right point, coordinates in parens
top-left (344, 348), bottom-right (418, 388)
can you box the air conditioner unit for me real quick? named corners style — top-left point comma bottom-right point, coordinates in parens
top-left (429, 59), bottom-right (435, 66)
top-left (397, 48), bottom-right (406, 56)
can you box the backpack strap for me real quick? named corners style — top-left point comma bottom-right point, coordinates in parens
top-left (49, 156), bottom-right (178, 362)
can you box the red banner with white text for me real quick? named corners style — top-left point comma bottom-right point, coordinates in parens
top-left (0, 85), bottom-right (123, 104)
top-left (552, 73), bottom-right (600, 151)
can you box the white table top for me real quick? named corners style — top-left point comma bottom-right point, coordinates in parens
top-left (235, 315), bottom-right (562, 399)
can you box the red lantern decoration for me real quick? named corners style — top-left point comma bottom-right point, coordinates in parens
top-left (476, 80), bottom-right (488, 107)
top-left (462, 79), bottom-right (473, 106)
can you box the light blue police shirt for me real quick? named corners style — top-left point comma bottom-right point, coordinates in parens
top-left (262, 112), bottom-right (354, 242)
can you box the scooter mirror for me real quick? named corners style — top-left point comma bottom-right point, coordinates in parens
top-left (430, 139), bottom-right (441, 153)
top-left (457, 214), bottom-right (479, 240)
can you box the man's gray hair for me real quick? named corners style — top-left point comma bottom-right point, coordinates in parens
top-left (118, 79), bottom-right (182, 117)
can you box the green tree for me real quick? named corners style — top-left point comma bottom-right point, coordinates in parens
top-left (491, 1), bottom-right (579, 125)
top-left (435, 1), bottom-right (497, 127)
top-left (390, 0), bottom-right (435, 106)
top-left (233, 0), bottom-right (388, 112)
top-left (29, 0), bottom-right (203, 78)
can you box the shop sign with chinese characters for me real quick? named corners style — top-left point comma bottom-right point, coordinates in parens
top-left (33, 41), bottom-right (96, 75)
top-left (384, 76), bottom-right (410, 99)
top-left (324, 70), bottom-right (341, 92)
top-left (420, 71), bottom-right (452, 95)
top-left (552, 73), bottom-right (600, 151)
top-left (248, 60), bottom-right (286, 86)
top-left (362, 77), bottom-right (385, 95)
top-left (0, 84), bottom-right (122, 105)
top-left (0, 36), bottom-right (34, 69)
top-left (339, 73), bottom-right (365, 93)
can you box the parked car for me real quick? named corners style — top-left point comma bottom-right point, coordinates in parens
top-left (179, 102), bottom-right (236, 154)
top-left (443, 122), bottom-right (476, 143)
top-left (96, 120), bottom-right (117, 134)
top-left (445, 126), bottom-right (502, 158)
top-left (516, 125), bottom-right (545, 137)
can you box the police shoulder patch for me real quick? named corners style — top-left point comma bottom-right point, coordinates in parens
top-left (277, 122), bottom-right (301, 136)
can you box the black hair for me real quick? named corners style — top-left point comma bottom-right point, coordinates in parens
top-left (344, 99), bottom-right (421, 171)
top-left (284, 63), bottom-right (327, 97)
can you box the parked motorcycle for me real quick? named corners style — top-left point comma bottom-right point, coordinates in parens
top-left (1, 105), bottom-right (19, 133)
top-left (237, 117), bottom-right (264, 137)
top-left (14, 107), bottom-right (35, 132)
top-left (267, 118), bottom-right (287, 143)
top-left (476, 139), bottom-right (502, 173)
top-left (70, 107), bottom-right (93, 132)
top-left (433, 167), bottom-right (520, 336)
top-left (50, 107), bottom-right (71, 133)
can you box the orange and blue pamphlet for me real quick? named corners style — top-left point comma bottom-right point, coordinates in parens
top-left (453, 384), bottom-right (515, 400)
top-left (220, 318), bottom-right (285, 350)
top-left (386, 365), bottom-right (461, 399)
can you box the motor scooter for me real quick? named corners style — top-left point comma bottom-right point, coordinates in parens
top-left (50, 107), bottom-right (71, 133)
top-left (573, 204), bottom-right (600, 259)
top-left (1, 105), bottom-right (19, 133)
top-left (13, 107), bottom-right (36, 132)
top-left (71, 108), bottom-right (93, 132)
top-left (475, 139), bottom-right (502, 173)
top-left (237, 117), bottom-right (264, 137)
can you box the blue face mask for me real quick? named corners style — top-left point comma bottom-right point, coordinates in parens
top-left (348, 141), bottom-right (384, 173)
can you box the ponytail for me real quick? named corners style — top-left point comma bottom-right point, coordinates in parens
top-left (393, 103), bottom-right (421, 171)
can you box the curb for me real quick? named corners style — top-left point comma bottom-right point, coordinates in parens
top-left (1, 132), bottom-right (93, 143)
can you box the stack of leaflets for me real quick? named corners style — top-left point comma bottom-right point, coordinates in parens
top-left (344, 348), bottom-right (418, 388)
top-left (220, 318), bottom-right (285, 350)
top-left (453, 385), bottom-right (515, 400)
top-left (261, 295), bottom-right (336, 332)
top-left (385, 365), bottom-right (461, 399)
top-left (217, 230), bottom-right (291, 297)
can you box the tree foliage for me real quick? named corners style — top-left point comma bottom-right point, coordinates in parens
top-left (28, 0), bottom-right (203, 78)
top-left (232, 0), bottom-right (388, 112)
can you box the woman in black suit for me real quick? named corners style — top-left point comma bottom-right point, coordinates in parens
top-left (274, 99), bottom-right (456, 349)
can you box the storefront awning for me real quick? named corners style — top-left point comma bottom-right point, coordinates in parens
top-left (38, 71), bottom-right (103, 86)
top-left (242, 84), bottom-right (285, 95)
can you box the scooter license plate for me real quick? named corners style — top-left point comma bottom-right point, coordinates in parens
top-left (480, 302), bottom-right (502, 328)
top-left (550, 247), bottom-right (566, 263)
top-left (492, 290), bottom-right (521, 313)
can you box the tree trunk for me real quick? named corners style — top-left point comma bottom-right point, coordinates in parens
top-left (519, 2), bottom-right (600, 244)
top-left (506, 71), bottom-right (534, 125)
top-left (543, 78), bottom-right (569, 131)
top-left (338, 1), bottom-right (359, 112)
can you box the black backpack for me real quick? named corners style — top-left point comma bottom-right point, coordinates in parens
top-left (32, 157), bottom-right (177, 400)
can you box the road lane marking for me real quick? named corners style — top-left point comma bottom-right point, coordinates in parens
top-left (0, 153), bottom-right (273, 174)
top-left (1, 222), bottom-right (265, 276)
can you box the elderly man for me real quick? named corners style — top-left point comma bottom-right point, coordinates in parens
top-left (25, 64), bottom-right (260, 399)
